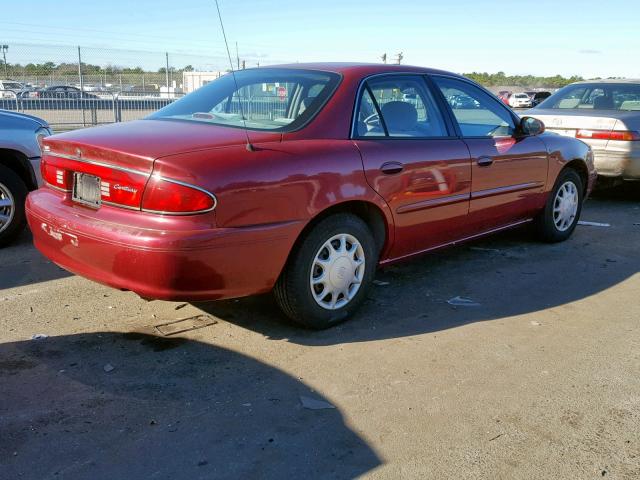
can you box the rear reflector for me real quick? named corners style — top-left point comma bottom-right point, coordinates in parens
top-left (141, 175), bottom-right (216, 214)
top-left (576, 129), bottom-right (640, 141)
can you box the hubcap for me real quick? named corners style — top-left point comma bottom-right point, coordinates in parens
top-left (310, 233), bottom-right (366, 310)
top-left (0, 182), bottom-right (15, 234)
top-left (553, 181), bottom-right (579, 232)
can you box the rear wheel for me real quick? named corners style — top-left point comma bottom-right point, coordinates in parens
top-left (0, 165), bottom-right (28, 248)
top-left (274, 214), bottom-right (377, 329)
top-left (534, 169), bottom-right (583, 243)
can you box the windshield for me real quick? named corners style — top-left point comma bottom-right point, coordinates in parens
top-left (538, 83), bottom-right (640, 111)
top-left (2, 82), bottom-right (23, 90)
top-left (148, 68), bottom-right (341, 131)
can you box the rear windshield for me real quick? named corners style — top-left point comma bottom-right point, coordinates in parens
top-left (538, 83), bottom-right (640, 111)
top-left (148, 68), bottom-right (341, 131)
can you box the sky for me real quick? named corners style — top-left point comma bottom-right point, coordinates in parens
top-left (1, 0), bottom-right (638, 78)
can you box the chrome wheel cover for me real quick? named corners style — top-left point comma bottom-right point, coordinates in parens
top-left (310, 233), bottom-right (366, 310)
top-left (553, 181), bottom-right (579, 232)
top-left (0, 182), bottom-right (15, 234)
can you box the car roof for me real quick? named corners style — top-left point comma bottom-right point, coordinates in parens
top-left (571, 79), bottom-right (640, 85)
top-left (250, 62), bottom-right (464, 78)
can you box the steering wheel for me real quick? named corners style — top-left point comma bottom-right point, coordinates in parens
top-left (363, 113), bottom-right (380, 127)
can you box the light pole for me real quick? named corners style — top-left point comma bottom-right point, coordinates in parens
top-left (1, 45), bottom-right (8, 78)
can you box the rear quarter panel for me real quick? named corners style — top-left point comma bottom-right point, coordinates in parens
top-left (538, 133), bottom-right (594, 192)
top-left (151, 139), bottom-right (393, 248)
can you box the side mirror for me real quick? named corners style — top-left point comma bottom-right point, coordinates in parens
top-left (520, 116), bottom-right (545, 136)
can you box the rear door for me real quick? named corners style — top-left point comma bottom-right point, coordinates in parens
top-left (431, 75), bottom-right (548, 231)
top-left (353, 74), bottom-right (472, 259)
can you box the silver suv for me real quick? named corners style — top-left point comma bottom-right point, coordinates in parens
top-left (0, 110), bottom-right (51, 246)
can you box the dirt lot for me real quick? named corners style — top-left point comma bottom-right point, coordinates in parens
top-left (1, 187), bottom-right (639, 480)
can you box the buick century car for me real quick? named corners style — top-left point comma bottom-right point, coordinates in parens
top-left (26, 64), bottom-right (595, 329)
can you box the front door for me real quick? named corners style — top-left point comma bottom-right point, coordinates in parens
top-left (353, 74), bottom-right (472, 260)
top-left (432, 76), bottom-right (548, 231)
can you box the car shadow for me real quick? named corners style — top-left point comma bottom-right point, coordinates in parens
top-left (0, 332), bottom-right (380, 479)
top-left (0, 230), bottom-right (72, 290)
top-left (591, 180), bottom-right (640, 202)
top-left (198, 192), bottom-right (639, 346)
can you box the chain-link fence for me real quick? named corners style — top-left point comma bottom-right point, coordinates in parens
top-left (0, 43), bottom-right (241, 130)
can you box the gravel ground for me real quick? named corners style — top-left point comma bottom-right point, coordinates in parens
top-left (0, 186), bottom-right (639, 479)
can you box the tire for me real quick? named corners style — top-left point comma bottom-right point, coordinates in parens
top-left (274, 213), bottom-right (378, 329)
top-left (534, 168), bottom-right (583, 243)
top-left (0, 165), bottom-right (29, 248)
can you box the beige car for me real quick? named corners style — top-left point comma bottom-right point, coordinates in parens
top-left (526, 79), bottom-right (640, 183)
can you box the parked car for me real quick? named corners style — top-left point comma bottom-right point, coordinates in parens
top-left (531, 91), bottom-right (551, 107)
top-left (73, 83), bottom-right (107, 93)
top-left (26, 64), bottom-right (595, 328)
top-left (509, 93), bottom-right (533, 108)
top-left (0, 80), bottom-right (31, 99)
top-left (527, 79), bottom-right (640, 183)
top-left (0, 110), bottom-right (51, 246)
top-left (497, 90), bottom-right (511, 106)
top-left (31, 86), bottom-right (99, 99)
top-left (448, 94), bottom-right (480, 109)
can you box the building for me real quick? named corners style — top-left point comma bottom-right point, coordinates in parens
top-left (182, 71), bottom-right (226, 94)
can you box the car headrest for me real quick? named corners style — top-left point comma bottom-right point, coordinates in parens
top-left (298, 97), bottom-right (315, 114)
top-left (593, 96), bottom-right (613, 110)
top-left (381, 101), bottom-right (418, 132)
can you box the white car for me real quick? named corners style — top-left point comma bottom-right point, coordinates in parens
top-left (509, 93), bottom-right (532, 108)
top-left (0, 80), bottom-right (26, 98)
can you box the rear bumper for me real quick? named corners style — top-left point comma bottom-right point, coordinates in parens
top-left (26, 188), bottom-right (303, 301)
top-left (591, 144), bottom-right (640, 179)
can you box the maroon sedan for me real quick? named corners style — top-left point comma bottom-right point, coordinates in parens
top-left (26, 64), bottom-right (596, 329)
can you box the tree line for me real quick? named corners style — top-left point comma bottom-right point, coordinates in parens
top-left (463, 71), bottom-right (585, 88)
top-left (3, 62), bottom-right (597, 89)
top-left (2, 62), bottom-right (195, 76)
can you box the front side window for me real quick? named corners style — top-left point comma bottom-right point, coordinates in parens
top-left (354, 75), bottom-right (448, 138)
top-left (433, 76), bottom-right (515, 137)
top-left (149, 68), bottom-right (341, 132)
top-left (538, 83), bottom-right (640, 111)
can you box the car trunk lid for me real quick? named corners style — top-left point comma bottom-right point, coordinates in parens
top-left (40, 119), bottom-right (281, 210)
top-left (526, 109), bottom-right (623, 137)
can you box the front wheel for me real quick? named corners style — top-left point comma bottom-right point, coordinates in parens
top-left (274, 213), bottom-right (378, 329)
top-left (534, 169), bottom-right (583, 243)
top-left (0, 165), bottom-right (28, 248)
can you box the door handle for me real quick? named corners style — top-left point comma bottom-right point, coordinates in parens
top-left (381, 161), bottom-right (404, 175)
top-left (477, 156), bottom-right (494, 167)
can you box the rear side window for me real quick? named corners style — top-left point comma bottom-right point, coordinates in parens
top-left (354, 75), bottom-right (448, 138)
top-left (433, 76), bottom-right (515, 137)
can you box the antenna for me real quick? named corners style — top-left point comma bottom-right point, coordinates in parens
top-left (214, 0), bottom-right (255, 151)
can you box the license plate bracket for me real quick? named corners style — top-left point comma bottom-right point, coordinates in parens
top-left (72, 173), bottom-right (101, 208)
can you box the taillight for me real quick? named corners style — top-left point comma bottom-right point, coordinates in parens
top-left (576, 129), bottom-right (640, 141)
top-left (36, 127), bottom-right (51, 152)
top-left (41, 157), bottom-right (72, 191)
top-left (141, 176), bottom-right (216, 214)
